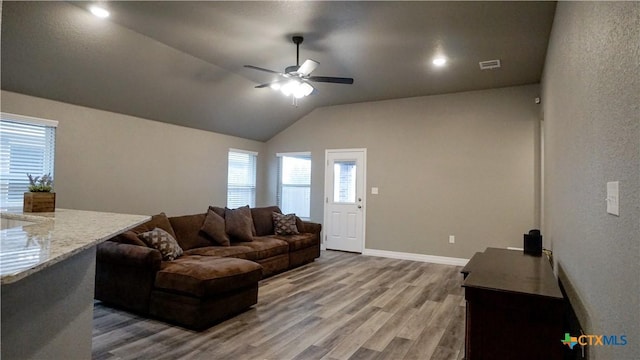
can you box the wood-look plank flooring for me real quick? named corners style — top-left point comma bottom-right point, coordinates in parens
top-left (92, 250), bottom-right (466, 360)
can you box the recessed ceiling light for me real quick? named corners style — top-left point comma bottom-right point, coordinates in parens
top-left (89, 6), bottom-right (110, 18)
top-left (432, 57), bottom-right (447, 67)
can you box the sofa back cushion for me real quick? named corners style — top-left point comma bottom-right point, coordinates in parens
top-left (112, 230), bottom-right (147, 247)
top-left (130, 213), bottom-right (178, 241)
top-left (251, 206), bottom-right (282, 236)
top-left (168, 213), bottom-right (213, 250)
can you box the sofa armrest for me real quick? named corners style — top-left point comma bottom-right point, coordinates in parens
top-left (300, 221), bottom-right (322, 234)
top-left (97, 241), bottom-right (162, 269)
top-left (95, 241), bottom-right (162, 314)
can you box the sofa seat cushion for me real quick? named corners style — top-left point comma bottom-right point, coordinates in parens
top-left (234, 237), bottom-right (289, 260)
top-left (154, 256), bottom-right (262, 298)
top-left (274, 233), bottom-right (317, 252)
top-left (184, 246), bottom-right (253, 259)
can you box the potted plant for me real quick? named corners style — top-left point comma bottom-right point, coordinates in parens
top-left (23, 173), bottom-right (56, 212)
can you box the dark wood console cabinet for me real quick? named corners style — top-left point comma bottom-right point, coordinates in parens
top-left (461, 248), bottom-right (564, 360)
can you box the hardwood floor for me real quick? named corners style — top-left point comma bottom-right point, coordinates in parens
top-left (92, 250), bottom-right (466, 360)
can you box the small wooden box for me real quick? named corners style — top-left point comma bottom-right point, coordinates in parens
top-left (23, 192), bottom-right (56, 212)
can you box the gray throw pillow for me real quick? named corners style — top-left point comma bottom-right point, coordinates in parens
top-left (138, 227), bottom-right (183, 261)
top-left (200, 209), bottom-right (231, 246)
top-left (273, 212), bottom-right (300, 235)
top-left (225, 206), bottom-right (254, 242)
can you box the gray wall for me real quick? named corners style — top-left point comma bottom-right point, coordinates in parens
top-left (1, 91), bottom-right (266, 216)
top-left (266, 84), bottom-right (541, 259)
top-left (541, 2), bottom-right (639, 359)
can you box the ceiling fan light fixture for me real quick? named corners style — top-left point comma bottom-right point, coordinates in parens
top-left (270, 83), bottom-right (281, 90)
top-left (432, 56), bottom-right (447, 67)
top-left (280, 80), bottom-right (298, 96)
top-left (280, 80), bottom-right (313, 98)
top-left (298, 82), bottom-right (314, 97)
top-left (89, 5), bottom-right (110, 18)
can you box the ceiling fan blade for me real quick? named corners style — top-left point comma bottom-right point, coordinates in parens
top-left (307, 76), bottom-right (354, 84)
top-left (244, 65), bottom-right (281, 74)
top-left (254, 79), bottom-right (284, 88)
top-left (297, 59), bottom-right (319, 76)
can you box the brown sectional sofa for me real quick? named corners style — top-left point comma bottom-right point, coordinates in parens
top-left (95, 206), bottom-right (321, 330)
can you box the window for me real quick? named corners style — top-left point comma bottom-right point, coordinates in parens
top-left (227, 149), bottom-right (257, 208)
top-left (0, 113), bottom-right (57, 210)
top-left (333, 160), bottom-right (357, 203)
top-left (277, 153), bottom-right (311, 219)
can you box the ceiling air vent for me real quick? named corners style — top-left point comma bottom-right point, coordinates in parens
top-left (479, 59), bottom-right (501, 70)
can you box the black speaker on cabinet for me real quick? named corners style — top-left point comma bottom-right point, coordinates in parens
top-left (524, 229), bottom-right (542, 256)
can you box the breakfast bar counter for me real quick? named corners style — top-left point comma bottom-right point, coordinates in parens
top-left (0, 209), bottom-right (150, 360)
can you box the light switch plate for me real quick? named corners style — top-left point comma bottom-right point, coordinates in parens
top-left (371, 187), bottom-right (379, 195)
top-left (606, 181), bottom-right (619, 216)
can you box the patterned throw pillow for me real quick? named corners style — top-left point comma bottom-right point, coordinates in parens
top-left (138, 227), bottom-right (183, 261)
top-left (272, 212), bottom-right (299, 235)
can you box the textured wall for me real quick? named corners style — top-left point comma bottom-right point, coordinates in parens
top-left (1, 91), bottom-right (266, 216)
top-left (267, 85), bottom-right (540, 259)
top-left (542, 2), bottom-right (639, 359)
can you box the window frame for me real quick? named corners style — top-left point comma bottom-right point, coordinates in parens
top-left (0, 112), bottom-right (58, 210)
top-left (226, 148), bottom-right (258, 208)
top-left (276, 152), bottom-right (311, 220)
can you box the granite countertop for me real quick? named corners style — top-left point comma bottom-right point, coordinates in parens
top-left (0, 209), bottom-right (150, 285)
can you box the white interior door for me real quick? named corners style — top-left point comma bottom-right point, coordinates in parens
top-left (324, 149), bottom-right (366, 253)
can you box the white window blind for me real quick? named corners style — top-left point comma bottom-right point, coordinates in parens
top-left (277, 153), bottom-right (311, 219)
top-left (227, 149), bottom-right (257, 208)
top-left (0, 113), bottom-right (57, 210)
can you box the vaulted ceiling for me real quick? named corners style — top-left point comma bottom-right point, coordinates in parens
top-left (1, 1), bottom-right (556, 141)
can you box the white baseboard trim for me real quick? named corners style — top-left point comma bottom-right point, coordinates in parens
top-left (362, 248), bottom-right (469, 266)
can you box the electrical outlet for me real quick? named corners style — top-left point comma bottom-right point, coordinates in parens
top-left (449, 235), bottom-right (455, 244)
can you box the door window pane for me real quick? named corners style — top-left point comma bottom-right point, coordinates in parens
top-left (333, 160), bottom-right (356, 203)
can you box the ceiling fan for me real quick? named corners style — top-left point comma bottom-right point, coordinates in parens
top-left (244, 36), bottom-right (354, 100)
